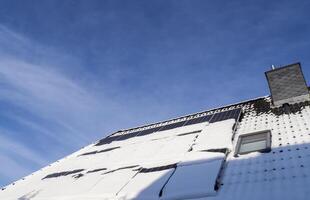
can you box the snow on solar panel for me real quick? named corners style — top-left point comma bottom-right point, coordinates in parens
top-left (161, 156), bottom-right (225, 200)
top-left (193, 119), bottom-right (236, 151)
top-left (86, 167), bottom-right (139, 198)
top-left (117, 166), bottom-right (176, 200)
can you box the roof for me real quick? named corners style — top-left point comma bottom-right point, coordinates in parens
top-left (1, 95), bottom-right (310, 200)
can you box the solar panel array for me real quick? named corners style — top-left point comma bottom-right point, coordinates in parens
top-left (95, 107), bottom-right (242, 146)
top-left (209, 108), bottom-right (242, 123)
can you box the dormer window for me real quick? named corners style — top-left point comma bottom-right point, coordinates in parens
top-left (235, 130), bottom-right (271, 156)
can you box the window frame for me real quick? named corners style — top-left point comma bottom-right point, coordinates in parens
top-left (234, 130), bottom-right (271, 156)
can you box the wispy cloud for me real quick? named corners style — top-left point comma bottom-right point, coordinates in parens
top-left (1, 59), bottom-right (102, 142)
top-left (0, 25), bottom-right (125, 186)
top-left (0, 131), bottom-right (47, 185)
top-left (0, 132), bottom-right (47, 166)
top-left (0, 23), bottom-right (180, 187)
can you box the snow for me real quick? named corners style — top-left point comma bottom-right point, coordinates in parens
top-left (86, 167), bottom-right (138, 198)
top-left (118, 168), bottom-right (175, 200)
top-left (193, 119), bottom-right (235, 151)
top-left (161, 158), bottom-right (224, 200)
top-left (179, 151), bottom-right (224, 166)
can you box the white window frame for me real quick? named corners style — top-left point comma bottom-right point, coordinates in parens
top-left (234, 130), bottom-right (271, 156)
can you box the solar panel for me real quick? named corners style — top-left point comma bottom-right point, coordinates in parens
top-left (95, 135), bottom-right (119, 146)
top-left (139, 164), bottom-right (177, 173)
top-left (183, 114), bottom-right (212, 126)
top-left (137, 126), bottom-right (162, 137)
top-left (115, 131), bottom-right (141, 141)
top-left (98, 146), bottom-right (120, 153)
top-left (200, 114), bottom-right (213, 122)
top-left (177, 130), bottom-right (201, 137)
top-left (159, 121), bottom-right (187, 131)
top-left (80, 146), bottom-right (120, 156)
top-left (230, 107), bottom-right (242, 120)
top-left (103, 165), bottom-right (140, 175)
top-left (87, 168), bottom-right (107, 174)
top-left (95, 108), bottom-right (241, 146)
top-left (209, 108), bottom-right (242, 123)
top-left (42, 169), bottom-right (84, 180)
top-left (79, 151), bottom-right (98, 156)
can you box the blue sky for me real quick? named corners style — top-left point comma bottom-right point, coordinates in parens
top-left (0, 0), bottom-right (310, 187)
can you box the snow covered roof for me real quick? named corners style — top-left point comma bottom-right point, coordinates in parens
top-left (1, 64), bottom-right (310, 200)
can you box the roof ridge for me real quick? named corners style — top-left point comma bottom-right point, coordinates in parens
top-left (111, 95), bottom-right (269, 135)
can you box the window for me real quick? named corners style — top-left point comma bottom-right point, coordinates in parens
top-left (235, 130), bottom-right (271, 156)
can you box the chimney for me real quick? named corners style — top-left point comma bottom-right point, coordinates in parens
top-left (265, 62), bottom-right (310, 107)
